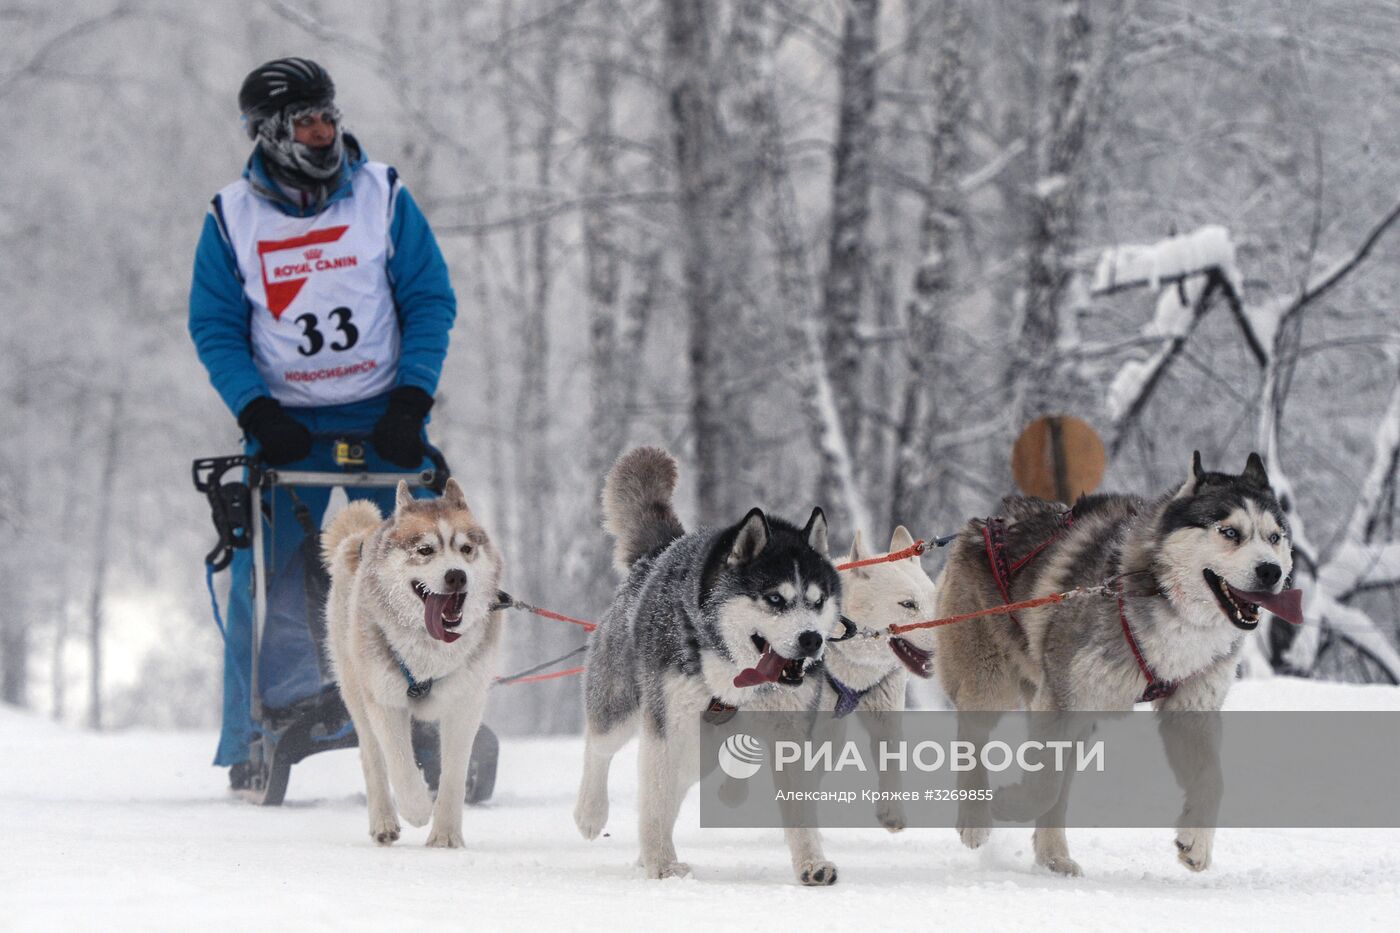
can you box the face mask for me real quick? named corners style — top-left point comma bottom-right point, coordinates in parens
top-left (258, 102), bottom-right (344, 182)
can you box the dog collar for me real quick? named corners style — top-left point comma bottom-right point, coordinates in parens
top-left (824, 669), bottom-right (871, 718)
top-left (704, 697), bottom-right (737, 725)
top-left (392, 650), bottom-right (432, 699)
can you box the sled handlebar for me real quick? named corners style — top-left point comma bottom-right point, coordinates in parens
top-left (258, 434), bottom-right (450, 494)
top-left (192, 435), bottom-right (452, 570)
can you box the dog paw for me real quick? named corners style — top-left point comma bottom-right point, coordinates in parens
top-left (1033, 828), bottom-right (1082, 877)
top-left (797, 860), bottom-right (838, 886)
top-left (958, 826), bottom-right (991, 849)
top-left (370, 815), bottom-right (400, 847)
top-left (1041, 855), bottom-right (1083, 877)
top-left (645, 860), bottom-right (692, 880)
top-left (397, 790), bottom-right (433, 828)
top-left (426, 825), bottom-right (464, 849)
top-left (1175, 830), bottom-right (1213, 872)
top-left (573, 795), bottom-right (608, 841)
top-left (876, 802), bottom-right (906, 833)
top-left (957, 801), bottom-right (993, 849)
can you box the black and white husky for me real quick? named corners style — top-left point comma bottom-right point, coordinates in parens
top-left (574, 447), bottom-right (844, 884)
top-left (934, 452), bottom-right (1301, 876)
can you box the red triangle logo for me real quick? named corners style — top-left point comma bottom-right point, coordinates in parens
top-left (256, 225), bottom-right (350, 319)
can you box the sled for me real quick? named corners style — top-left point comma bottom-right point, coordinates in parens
top-left (194, 438), bottom-right (499, 807)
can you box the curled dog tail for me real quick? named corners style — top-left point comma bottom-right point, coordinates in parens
top-left (321, 501), bottom-right (383, 576)
top-left (602, 446), bottom-right (685, 575)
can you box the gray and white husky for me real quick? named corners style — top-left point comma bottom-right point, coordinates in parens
top-left (574, 447), bottom-right (844, 884)
top-left (934, 452), bottom-right (1300, 876)
top-left (322, 479), bottom-right (503, 848)
top-left (819, 527), bottom-right (940, 831)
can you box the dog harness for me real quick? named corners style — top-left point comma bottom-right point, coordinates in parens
top-left (981, 508), bottom-right (1182, 704)
top-left (824, 670), bottom-right (873, 719)
top-left (1115, 583), bottom-right (1177, 702)
top-left (981, 507), bottom-right (1077, 631)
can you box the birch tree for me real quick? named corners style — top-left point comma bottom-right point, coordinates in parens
top-left (890, 0), bottom-right (969, 533)
top-left (817, 0), bottom-right (879, 532)
top-left (1018, 0), bottom-right (1093, 422)
top-left (665, 0), bottom-right (761, 519)
top-left (516, 7), bottom-right (570, 731)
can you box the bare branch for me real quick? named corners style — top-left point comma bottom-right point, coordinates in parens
top-left (434, 189), bottom-right (676, 236)
top-left (0, 4), bottom-right (135, 100)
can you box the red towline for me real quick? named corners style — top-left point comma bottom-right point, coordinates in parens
top-left (494, 538), bottom-right (943, 685)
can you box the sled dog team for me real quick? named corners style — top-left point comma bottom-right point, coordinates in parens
top-left (321, 444), bottom-right (1298, 883)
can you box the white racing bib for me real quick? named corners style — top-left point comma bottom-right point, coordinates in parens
top-left (217, 163), bottom-right (400, 406)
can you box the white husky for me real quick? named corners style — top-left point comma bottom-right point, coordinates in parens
top-left (821, 526), bottom-right (939, 830)
top-left (322, 479), bottom-right (503, 847)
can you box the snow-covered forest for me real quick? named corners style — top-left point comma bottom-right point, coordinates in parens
top-left (3, 0), bottom-right (1400, 735)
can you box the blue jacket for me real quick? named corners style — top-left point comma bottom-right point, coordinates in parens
top-left (188, 136), bottom-right (456, 416)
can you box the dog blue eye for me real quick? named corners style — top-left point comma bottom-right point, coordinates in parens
top-left (1219, 527), bottom-right (1238, 541)
top-left (899, 599), bottom-right (918, 610)
top-left (765, 593), bottom-right (785, 608)
top-left (1268, 533), bottom-right (1281, 545)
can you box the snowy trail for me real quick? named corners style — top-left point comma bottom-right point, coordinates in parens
top-left (4, 680), bottom-right (1400, 931)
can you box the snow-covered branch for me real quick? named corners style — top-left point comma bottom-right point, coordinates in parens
top-left (1341, 361), bottom-right (1400, 547)
top-left (1091, 224), bottom-right (1241, 297)
top-left (1305, 593), bottom-right (1400, 684)
top-left (1105, 272), bottom-right (1217, 428)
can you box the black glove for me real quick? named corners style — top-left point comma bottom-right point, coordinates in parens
top-left (238, 396), bottom-right (313, 466)
top-left (371, 386), bottom-right (433, 468)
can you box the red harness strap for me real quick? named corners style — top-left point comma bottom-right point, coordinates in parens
top-left (981, 509), bottom-right (1075, 630)
top-left (982, 518), bottom-right (1017, 608)
top-left (1009, 509), bottom-right (1076, 574)
top-left (1115, 582), bottom-right (1177, 703)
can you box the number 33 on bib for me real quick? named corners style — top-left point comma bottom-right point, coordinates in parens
top-left (219, 164), bottom-right (400, 406)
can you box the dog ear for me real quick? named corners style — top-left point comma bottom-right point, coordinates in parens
top-left (441, 477), bottom-right (469, 510)
top-left (728, 508), bottom-right (770, 566)
top-left (1173, 451), bottom-right (1205, 499)
top-left (1242, 452), bottom-right (1269, 487)
top-left (395, 480), bottom-right (415, 512)
top-left (890, 525), bottom-right (916, 559)
top-left (845, 529), bottom-right (870, 578)
top-left (803, 507), bottom-right (828, 556)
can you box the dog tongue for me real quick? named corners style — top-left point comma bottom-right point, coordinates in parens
top-left (423, 594), bottom-right (462, 643)
top-left (734, 648), bottom-right (788, 688)
top-left (1231, 585), bottom-right (1304, 626)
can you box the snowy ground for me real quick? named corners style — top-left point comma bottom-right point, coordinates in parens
top-left (4, 679), bottom-right (1400, 932)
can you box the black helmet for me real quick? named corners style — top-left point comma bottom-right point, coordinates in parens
top-left (238, 58), bottom-right (335, 139)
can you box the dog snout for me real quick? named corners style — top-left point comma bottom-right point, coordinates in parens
top-left (444, 568), bottom-right (467, 592)
top-left (796, 630), bottom-right (823, 658)
top-left (1254, 562), bottom-right (1282, 589)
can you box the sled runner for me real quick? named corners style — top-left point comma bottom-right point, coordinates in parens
top-left (193, 437), bottom-right (498, 807)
